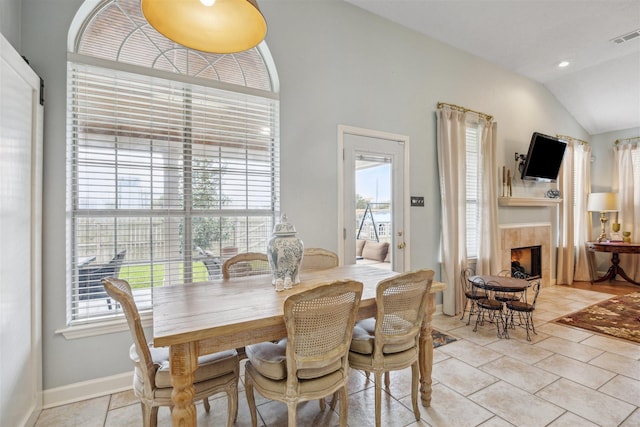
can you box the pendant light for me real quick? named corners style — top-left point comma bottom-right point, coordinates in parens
top-left (141, 0), bottom-right (267, 54)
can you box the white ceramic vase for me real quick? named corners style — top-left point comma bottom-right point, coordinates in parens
top-left (267, 214), bottom-right (304, 289)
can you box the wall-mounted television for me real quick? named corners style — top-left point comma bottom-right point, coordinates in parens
top-left (519, 132), bottom-right (567, 182)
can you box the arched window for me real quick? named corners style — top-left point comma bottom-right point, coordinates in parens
top-left (67, 0), bottom-right (279, 324)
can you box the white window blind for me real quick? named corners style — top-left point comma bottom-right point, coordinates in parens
top-left (67, 63), bottom-right (279, 323)
top-left (465, 125), bottom-right (480, 258)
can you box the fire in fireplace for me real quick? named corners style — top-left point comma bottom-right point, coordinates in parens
top-left (511, 245), bottom-right (542, 279)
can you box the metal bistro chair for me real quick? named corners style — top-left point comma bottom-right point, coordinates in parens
top-left (101, 276), bottom-right (239, 427)
top-left (473, 278), bottom-right (507, 339)
top-left (196, 246), bottom-right (223, 280)
top-left (493, 270), bottom-right (524, 305)
top-left (460, 268), bottom-right (483, 325)
top-left (505, 279), bottom-right (541, 341)
top-left (244, 280), bottom-right (363, 427)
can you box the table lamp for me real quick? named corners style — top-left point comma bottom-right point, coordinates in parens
top-left (587, 192), bottom-right (618, 242)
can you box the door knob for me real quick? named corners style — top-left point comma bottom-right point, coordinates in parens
top-left (397, 242), bottom-right (406, 249)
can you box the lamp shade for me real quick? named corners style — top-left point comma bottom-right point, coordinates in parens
top-left (587, 192), bottom-right (618, 212)
top-left (141, 0), bottom-right (267, 54)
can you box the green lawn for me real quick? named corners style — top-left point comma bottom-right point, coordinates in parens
top-left (119, 262), bottom-right (209, 288)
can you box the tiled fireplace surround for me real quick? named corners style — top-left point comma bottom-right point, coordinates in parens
top-left (500, 223), bottom-right (551, 287)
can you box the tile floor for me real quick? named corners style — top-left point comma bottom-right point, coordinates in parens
top-left (35, 285), bottom-right (640, 426)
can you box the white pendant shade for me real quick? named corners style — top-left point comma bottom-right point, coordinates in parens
top-left (141, 0), bottom-right (267, 54)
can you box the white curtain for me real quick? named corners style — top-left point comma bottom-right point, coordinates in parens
top-left (557, 139), bottom-right (592, 283)
top-left (476, 120), bottom-right (500, 276)
top-left (437, 107), bottom-right (467, 316)
top-left (437, 106), bottom-right (498, 315)
top-left (613, 142), bottom-right (639, 282)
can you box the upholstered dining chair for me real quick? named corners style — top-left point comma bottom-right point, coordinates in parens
top-left (505, 279), bottom-right (541, 341)
top-left (348, 269), bottom-right (434, 427)
top-left (222, 252), bottom-right (270, 279)
top-left (244, 280), bottom-right (363, 427)
top-left (460, 267), bottom-right (482, 325)
top-left (101, 277), bottom-right (239, 427)
top-left (300, 247), bottom-right (339, 271)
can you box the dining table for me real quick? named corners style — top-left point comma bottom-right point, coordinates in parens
top-left (469, 274), bottom-right (533, 293)
top-left (153, 264), bottom-right (446, 426)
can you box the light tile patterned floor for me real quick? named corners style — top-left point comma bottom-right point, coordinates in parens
top-left (35, 285), bottom-right (640, 426)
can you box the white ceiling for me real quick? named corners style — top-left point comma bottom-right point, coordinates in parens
top-left (345, 0), bottom-right (640, 135)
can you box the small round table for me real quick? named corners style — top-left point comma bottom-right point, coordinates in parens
top-left (469, 275), bottom-right (531, 292)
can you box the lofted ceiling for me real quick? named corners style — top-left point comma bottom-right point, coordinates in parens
top-left (345, 0), bottom-right (640, 136)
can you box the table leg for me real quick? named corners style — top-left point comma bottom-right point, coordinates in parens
top-left (170, 342), bottom-right (198, 427)
top-left (419, 293), bottom-right (436, 407)
top-left (592, 252), bottom-right (640, 286)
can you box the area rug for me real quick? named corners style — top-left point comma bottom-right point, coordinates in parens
top-left (555, 291), bottom-right (640, 344)
top-left (432, 329), bottom-right (457, 348)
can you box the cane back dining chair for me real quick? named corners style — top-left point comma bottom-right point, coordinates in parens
top-left (101, 277), bottom-right (239, 427)
top-left (348, 269), bottom-right (434, 427)
top-left (460, 267), bottom-right (483, 325)
top-left (222, 252), bottom-right (270, 279)
top-left (505, 279), bottom-right (541, 341)
top-left (300, 247), bottom-right (339, 271)
top-left (244, 280), bottom-right (363, 427)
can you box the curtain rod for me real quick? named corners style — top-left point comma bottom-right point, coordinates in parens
top-left (557, 134), bottom-right (589, 145)
top-left (614, 136), bottom-right (640, 145)
top-left (437, 102), bottom-right (493, 122)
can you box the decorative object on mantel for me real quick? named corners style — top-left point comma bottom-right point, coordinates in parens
top-left (267, 214), bottom-right (304, 291)
top-left (501, 165), bottom-right (513, 197)
top-left (623, 231), bottom-right (632, 243)
top-left (545, 189), bottom-right (561, 199)
top-left (587, 192), bottom-right (619, 242)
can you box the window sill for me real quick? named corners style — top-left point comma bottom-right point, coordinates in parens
top-left (498, 197), bottom-right (562, 207)
top-left (56, 312), bottom-right (153, 339)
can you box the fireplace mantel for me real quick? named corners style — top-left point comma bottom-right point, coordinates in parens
top-left (498, 197), bottom-right (562, 207)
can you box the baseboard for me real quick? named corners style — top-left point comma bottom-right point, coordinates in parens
top-left (42, 372), bottom-right (132, 409)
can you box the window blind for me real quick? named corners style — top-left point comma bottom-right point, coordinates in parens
top-left (67, 62), bottom-right (279, 323)
top-left (465, 125), bottom-right (480, 258)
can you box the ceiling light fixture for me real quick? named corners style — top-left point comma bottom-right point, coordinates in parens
top-left (558, 61), bottom-right (570, 68)
top-left (141, 0), bottom-right (267, 54)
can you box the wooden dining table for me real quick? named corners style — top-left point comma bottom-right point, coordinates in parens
top-left (153, 264), bottom-right (446, 426)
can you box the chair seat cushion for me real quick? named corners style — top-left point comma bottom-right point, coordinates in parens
top-left (245, 339), bottom-right (342, 380)
top-left (130, 344), bottom-right (238, 388)
top-left (506, 300), bottom-right (533, 312)
top-left (350, 317), bottom-right (415, 355)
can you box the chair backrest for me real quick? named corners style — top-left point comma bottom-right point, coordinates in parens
top-left (374, 269), bottom-right (434, 357)
top-left (526, 279), bottom-right (541, 308)
top-left (284, 280), bottom-right (363, 387)
top-left (101, 276), bottom-right (156, 393)
top-left (222, 252), bottom-right (270, 279)
top-left (460, 267), bottom-right (475, 293)
top-left (301, 248), bottom-right (339, 271)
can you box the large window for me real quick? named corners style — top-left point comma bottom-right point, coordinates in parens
top-left (67, 0), bottom-right (279, 324)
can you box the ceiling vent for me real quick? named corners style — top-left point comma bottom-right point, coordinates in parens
top-left (610, 28), bottom-right (640, 44)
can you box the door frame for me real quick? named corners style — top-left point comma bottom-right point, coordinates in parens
top-left (337, 124), bottom-right (410, 271)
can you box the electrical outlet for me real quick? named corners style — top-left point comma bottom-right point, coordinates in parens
top-left (411, 196), bottom-right (424, 207)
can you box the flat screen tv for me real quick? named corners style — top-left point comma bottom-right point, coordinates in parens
top-left (520, 132), bottom-right (567, 182)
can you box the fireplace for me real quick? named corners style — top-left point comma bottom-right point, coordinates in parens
top-left (511, 245), bottom-right (542, 279)
top-left (500, 223), bottom-right (551, 287)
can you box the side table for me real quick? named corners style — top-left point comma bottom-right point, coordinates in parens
top-left (586, 241), bottom-right (640, 286)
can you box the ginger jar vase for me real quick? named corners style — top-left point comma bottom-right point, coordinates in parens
top-left (267, 214), bottom-right (304, 289)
